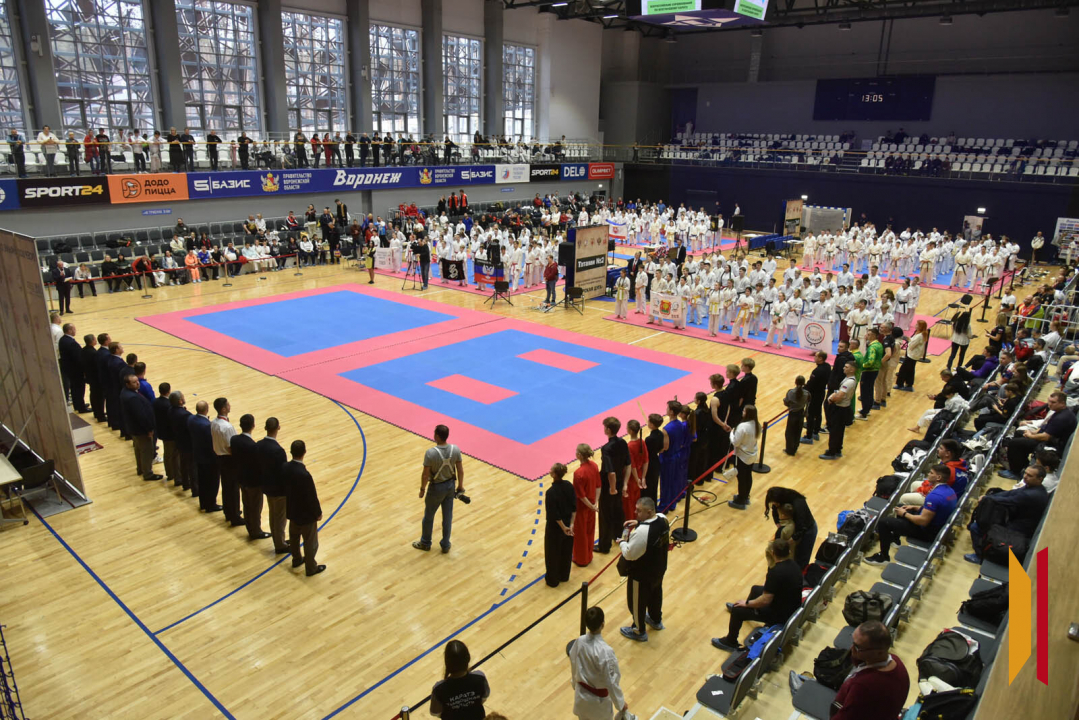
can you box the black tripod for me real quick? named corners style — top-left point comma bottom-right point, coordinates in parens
top-left (483, 263), bottom-right (513, 307)
top-left (401, 254), bottom-right (421, 290)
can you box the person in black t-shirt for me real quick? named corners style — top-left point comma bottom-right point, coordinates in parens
top-left (642, 414), bottom-right (664, 503)
top-left (737, 358), bottom-right (757, 421)
top-left (430, 640), bottom-right (489, 720)
top-left (1004, 391), bottom-right (1076, 480)
top-left (596, 416), bottom-right (630, 554)
top-left (712, 538), bottom-right (803, 652)
top-left (544, 462), bottom-right (576, 587)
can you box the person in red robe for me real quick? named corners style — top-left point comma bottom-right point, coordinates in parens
top-left (625, 420), bottom-right (647, 520)
top-left (572, 443), bottom-right (600, 567)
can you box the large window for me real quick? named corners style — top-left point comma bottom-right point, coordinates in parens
top-left (0, 4), bottom-right (25, 131)
top-left (442, 35), bottom-right (480, 143)
top-left (282, 11), bottom-right (347, 133)
top-left (503, 44), bottom-right (535, 141)
top-left (176, 0), bottom-right (261, 134)
top-left (369, 24), bottom-right (420, 135)
top-left (46, 0), bottom-right (155, 135)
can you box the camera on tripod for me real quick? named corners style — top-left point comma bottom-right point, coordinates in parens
top-left (454, 490), bottom-right (471, 504)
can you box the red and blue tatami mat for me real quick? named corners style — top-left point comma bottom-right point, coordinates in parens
top-left (139, 284), bottom-right (719, 479)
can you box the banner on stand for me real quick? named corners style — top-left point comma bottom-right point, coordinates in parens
top-left (798, 317), bottom-right (833, 352)
top-left (649, 292), bottom-right (686, 324)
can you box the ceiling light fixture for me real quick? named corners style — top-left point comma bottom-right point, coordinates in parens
top-left (551, 2), bottom-right (568, 6)
top-left (604, 13), bottom-right (618, 18)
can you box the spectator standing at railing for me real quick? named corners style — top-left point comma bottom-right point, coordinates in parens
top-left (310, 134), bottom-right (321, 168)
top-left (204, 129), bottom-right (221, 170)
top-left (237, 131), bottom-right (253, 170)
top-left (36, 125), bottom-right (60, 177)
top-left (82, 129), bottom-right (98, 174)
top-left (95, 128), bottom-right (113, 174)
top-left (65, 131), bottom-right (81, 175)
top-left (148, 130), bottom-right (163, 172)
top-left (6, 127), bottom-right (26, 178)
top-left (358, 131), bottom-right (370, 166)
top-left (180, 127), bottom-right (195, 170)
top-left (343, 131), bottom-right (355, 167)
top-left (165, 127), bottom-right (183, 172)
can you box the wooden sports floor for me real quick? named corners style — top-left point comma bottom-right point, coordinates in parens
top-left (0, 252), bottom-right (1021, 720)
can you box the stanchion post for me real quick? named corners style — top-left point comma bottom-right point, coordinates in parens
top-left (671, 484), bottom-right (698, 543)
top-left (401, 707), bottom-right (410, 720)
top-left (976, 284), bottom-right (993, 323)
top-left (752, 422), bottom-right (772, 474)
top-left (579, 581), bottom-right (589, 635)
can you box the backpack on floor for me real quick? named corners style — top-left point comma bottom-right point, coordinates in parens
top-left (972, 492), bottom-right (1010, 529)
top-left (916, 629), bottom-right (983, 688)
top-left (815, 532), bottom-right (848, 565)
top-left (981, 525), bottom-right (1030, 566)
top-left (875, 474), bottom-right (903, 499)
top-left (812, 645), bottom-right (853, 691)
top-left (842, 590), bottom-right (894, 626)
top-left (914, 688), bottom-right (980, 720)
top-left (959, 582), bottom-right (1009, 626)
top-left (721, 625), bottom-right (779, 681)
top-left (837, 509), bottom-right (871, 539)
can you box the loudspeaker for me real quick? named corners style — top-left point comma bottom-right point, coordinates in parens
top-left (731, 214), bottom-right (745, 233)
top-left (494, 280), bottom-right (509, 292)
top-left (608, 239), bottom-right (616, 252)
top-left (558, 241), bottom-right (575, 266)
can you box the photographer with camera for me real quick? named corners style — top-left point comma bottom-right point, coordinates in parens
top-left (410, 234), bottom-right (431, 290)
top-left (413, 424), bottom-right (467, 554)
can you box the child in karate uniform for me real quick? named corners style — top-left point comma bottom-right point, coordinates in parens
top-left (785, 290), bottom-right (804, 345)
top-left (707, 283), bottom-right (723, 337)
top-left (634, 267), bottom-right (649, 314)
top-left (733, 288), bottom-right (754, 342)
top-left (765, 297), bottom-right (789, 348)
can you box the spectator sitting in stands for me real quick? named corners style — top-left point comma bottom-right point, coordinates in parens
top-left (1001, 390), bottom-right (1076, 480)
top-left (865, 463), bottom-right (957, 565)
top-left (954, 346), bottom-right (1000, 387)
top-left (1022, 449), bottom-right (1061, 494)
top-left (789, 620), bottom-right (909, 720)
top-left (965, 464), bottom-right (1049, 564)
top-left (711, 538), bottom-right (803, 653)
top-left (898, 439), bottom-right (969, 506)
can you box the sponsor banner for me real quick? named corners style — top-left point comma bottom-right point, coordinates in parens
top-left (649, 292), bottom-right (686, 323)
top-left (142, 208), bottom-right (173, 216)
top-left (474, 262), bottom-right (505, 285)
top-left (573, 225), bottom-right (610, 299)
top-left (587, 162), bottom-right (616, 180)
top-left (561, 163), bottom-right (588, 181)
top-left (798, 317), bottom-right (833, 352)
top-left (608, 220), bottom-right (628, 241)
top-left (187, 169), bottom-right (321, 198)
top-left (495, 163), bottom-right (530, 184)
top-left (530, 164), bottom-right (560, 181)
top-left (374, 248), bottom-right (394, 270)
top-left (109, 173), bottom-right (190, 204)
top-left (17, 176), bottom-right (111, 208)
top-left (0, 179), bottom-right (19, 211)
top-left (440, 258), bottom-right (466, 282)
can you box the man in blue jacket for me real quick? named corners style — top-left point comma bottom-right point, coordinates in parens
top-left (120, 375), bottom-right (161, 481)
top-left (965, 465), bottom-right (1049, 564)
top-left (188, 400), bottom-right (221, 513)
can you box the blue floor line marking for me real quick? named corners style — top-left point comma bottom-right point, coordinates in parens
top-left (30, 506), bottom-right (236, 719)
top-left (516, 562), bottom-right (523, 569)
top-left (154, 399), bottom-right (368, 635)
top-left (321, 574), bottom-right (545, 719)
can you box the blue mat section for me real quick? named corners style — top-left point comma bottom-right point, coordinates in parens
top-left (344, 329), bottom-right (690, 444)
top-left (189, 290), bottom-right (456, 357)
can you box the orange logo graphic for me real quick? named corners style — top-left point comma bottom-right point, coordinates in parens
top-left (1008, 546), bottom-right (1048, 685)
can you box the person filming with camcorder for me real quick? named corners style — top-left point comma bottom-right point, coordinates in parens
top-left (413, 424), bottom-right (468, 554)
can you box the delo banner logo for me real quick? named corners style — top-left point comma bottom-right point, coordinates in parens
top-left (334, 169), bottom-right (405, 189)
top-left (18, 177), bottom-right (111, 207)
top-left (561, 163), bottom-right (587, 180)
top-left (587, 162), bottom-right (616, 180)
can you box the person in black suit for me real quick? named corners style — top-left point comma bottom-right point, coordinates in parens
top-left (153, 382), bottom-right (177, 485)
top-left (58, 323), bottom-right (86, 413)
top-left (285, 439), bottom-right (325, 576)
top-left (104, 341), bottom-right (128, 435)
top-left (626, 251), bottom-right (644, 302)
top-left (256, 417), bottom-right (289, 553)
top-left (205, 130), bottom-right (222, 171)
top-left (121, 375), bottom-right (162, 481)
top-left (737, 357), bottom-right (758, 423)
top-left (188, 400), bottom-right (221, 512)
top-left (231, 414), bottom-right (270, 540)
top-left (169, 391), bottom-right (196, 494)
top-left (81, 334), bottom-right (106, 422)
top-left (673, 239), bottom-right (687, 279)
top-left (95, 333), bottom-right (112, 422)
top-left (51, 260), bottom-right (72, 315)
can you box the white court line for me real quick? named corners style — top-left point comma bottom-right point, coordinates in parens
top-left (629, 331), bottom-right (666, 345)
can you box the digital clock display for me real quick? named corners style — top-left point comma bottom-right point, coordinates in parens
top-left (813, 76), bottom-right (935, 121)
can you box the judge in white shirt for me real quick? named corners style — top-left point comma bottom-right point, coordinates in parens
top-left (569, 607), bottom-right (629, 720)
top-left (36, 126), bottom-right (61, 177)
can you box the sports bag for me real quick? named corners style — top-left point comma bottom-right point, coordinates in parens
top-left (837, 509), bottom-right (871, 539)
top-left (815, 532), bottom-right (848, 565)
top-left (959, 582), bottom-right (1008, 626)
top-left (803, 562), bottom-right (830, 587)
top-left (842, 590), bottom-right (894, 626)
top-left (982, 525), bottom-right (1030, 565)
top-left (916, 629), bottom-right (983, 688)
top-left (721, 625), bottom-right (779, 681)
top-left (874, 474), bottom-right (903, 499)
top-left (915, 688), bottom-right (979, 720)
top-left (812, 645), bottom-right (852, 690)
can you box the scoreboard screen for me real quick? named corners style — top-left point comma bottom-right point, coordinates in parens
top-left (626, 0), bottom-right (768, 26)
top-left (813, 76), bottom-right (936, 122)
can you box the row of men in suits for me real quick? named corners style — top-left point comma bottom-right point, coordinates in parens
top-left (57, 328), bottom-right (326, 576)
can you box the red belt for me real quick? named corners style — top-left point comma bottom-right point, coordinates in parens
top-left (578, 682), bottom-right (609, 698)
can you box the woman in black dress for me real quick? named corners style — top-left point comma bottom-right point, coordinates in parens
top-left (543, 462), bottom-right (576, 587)
top-left (690, 391), bottom-right (713, 485)
top-left (716, 364), bottom-right (741, 470)
top-left (783, 375), bottom-right (810, 456)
